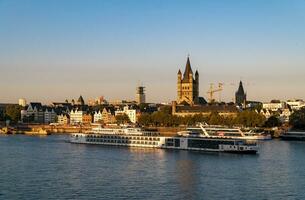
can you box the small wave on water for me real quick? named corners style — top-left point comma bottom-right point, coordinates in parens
top-left (0, 135), bottom-right (305, 200)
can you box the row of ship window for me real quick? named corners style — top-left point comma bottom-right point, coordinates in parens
top-left (86, 138), bottom-right (157, 145)
top-left (187, 139), bottom-right (235, 149)
top-left (86, 135), bottom-right (160, 141)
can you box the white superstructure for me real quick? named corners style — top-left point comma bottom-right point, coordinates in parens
top-left (181, 123), bottom-right (271, 140)
top-left (70, 126), bottom-right (258, 154)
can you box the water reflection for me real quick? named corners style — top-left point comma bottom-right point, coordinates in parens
top-left (1, 136), bottom-right (305, 200)
top-left (174, 152), bottom-right (200, 200)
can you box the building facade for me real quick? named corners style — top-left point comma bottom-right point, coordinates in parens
top-left (93, 111), bottom-right (103, 123)
top-left (177, 57), bottom-right (199, 105)
top-left (70, 109), bottom-right (84, 124)
top-left (44, 108), bottom-right (57, 124)
top-left (18, 98), bottom-right (27, 107)
top-left (57, 114), bottom-right (70, 125)
top-left (102, 108), bottom-right (116, 124)
top-left (136, 86), bottom-right (146, 104)
top-left (286, 99), bottom-right (305, 111)
top-left (263, 101), bottom-right (286, 111)
top-left (82, 114), bottom-right (92, 124)
top-left (115, 106), bottom-right (137, 123)
top-left (21, 103), bottom-right (44, 123)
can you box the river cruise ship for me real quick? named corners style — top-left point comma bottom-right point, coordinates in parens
top-left (183, 123), bottom-right (271, 140)
top-left (70, 126), bottom-right (258, 154)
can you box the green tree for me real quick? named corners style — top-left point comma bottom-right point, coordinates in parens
top-left (138, 113), bottom-right (152, 126)
top-left (5, 105), bottom-right (22, 122)
top-left (115, 114), bottom-right (131, 124)
top-left (208, 112), bottom-right (223, 125)
top-left (264, 116), bottom-right (282, 128)
top-left (235, 110), bottom-right (265, 127)
top-left (159, 106), bottom-right (172, 115)
top-left (289, 107), bottom-right (305, 130)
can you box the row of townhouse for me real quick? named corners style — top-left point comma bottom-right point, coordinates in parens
top-left (69, 109), bottom-right (93, 124)
top-left (257, 108), bottom-right (292, 123)
top-left (21, 103), bottom-right (58, 124)
top-left (69, 105), bottom-right (138, 125)
top-left (263, 99), bottom-right (305, 112)
top-left (21, 102), bottom-right (139, 125)
top-left (261, 99), bottom-right (305, 122)
top-left (93, 108), bottom-right (116, 124)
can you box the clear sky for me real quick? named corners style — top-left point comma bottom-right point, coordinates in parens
top-left (0, 0), bottom-right (305, 104)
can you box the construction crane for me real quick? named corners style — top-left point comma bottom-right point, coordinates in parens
top-left (207, 83), bottom-right (223, 103)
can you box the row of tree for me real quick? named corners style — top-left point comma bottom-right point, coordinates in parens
top-left (2, 103), bottom-right (305, 130)
top-left (138, 110), bottom-right (269, 127)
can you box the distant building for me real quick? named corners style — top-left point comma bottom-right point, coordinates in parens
top-left (82, 113), bottom-right (92, 124)
top-left (115, 106), bottom-right (137, 123)
top-left (235, 81), bottom-right (247, 107)
top-left (260, 107), bottom-right (292, 123)
top-left (263, 101), bottom-right (286, 111)
top-left (177, 56), bottom-right (199, 105)
top-left (102, 108), bottom-right (116, 124)
top-left (44, 108), bottom-right (57, 124)
top-left (88, 96), bottom-right (107, 106)
top-left (18, 98), bottom-right (27, 107)
top-left (51, 102), bottom-right (72, 114)
top-left (57, 114), bottom-right (70, 125)
top-left (21, 103), bottom-right (44, 123)
top-left (93, 110), bottom-right (103, 123)
top-left (21, 102), bottom-right (59, 124)
top-left (136, 86), bottom-right (146, 104)
top-left (70, 109), bottom-right (84, 124)
top-left (94, 108), bottom-right (116, 124)
top-left (286, 99), bottom-right (305, 111)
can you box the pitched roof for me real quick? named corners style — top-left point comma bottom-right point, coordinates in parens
top-left (236, 81), bottom-right (245, 95)
top-left (77, 95), bottom-right (85, 105)
top-left (29, 102), bottom-right (43, 109)
top-left (182, 57), bottom-right (193, 82)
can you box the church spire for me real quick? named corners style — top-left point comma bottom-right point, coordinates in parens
top-left (236, 81), bottom-right (245, 95)
top-left (182, 56), bottom-right (193, 82)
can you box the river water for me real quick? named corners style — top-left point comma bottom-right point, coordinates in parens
top-left (0, 135), bottom-right (305, 200)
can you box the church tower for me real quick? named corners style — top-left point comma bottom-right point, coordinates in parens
top-left (235, 81), bottom-right (247, 107)
top-left (177, 56), bottom-right (199, 105)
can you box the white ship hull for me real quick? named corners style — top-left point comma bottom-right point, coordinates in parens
top-left (70, 133), bottom-right (258, 154)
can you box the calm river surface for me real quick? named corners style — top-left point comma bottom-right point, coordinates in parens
top-left (0, 135), bottom-right (305, 200)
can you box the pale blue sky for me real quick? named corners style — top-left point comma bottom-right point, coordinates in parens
top-left (0, 0), bottom-right (305, 103)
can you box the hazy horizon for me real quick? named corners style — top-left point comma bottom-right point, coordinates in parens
top-left (1, 0), bottom-right (305, 104)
